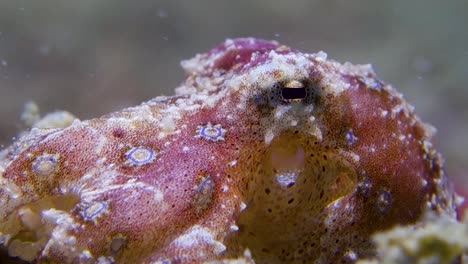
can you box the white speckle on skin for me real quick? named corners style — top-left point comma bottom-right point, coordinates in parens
top-left (41, 209), bottom-right (79, 257)
top-left (454, 194), bottom-right (465, 207)
top-left (161, 116), bottom-right (176, 133)
top-left (96, 157), bottom-right (107, 165)
top-left (158, 116), bottom-right (177, 139)
top-left (274, 105), bottom-right (291, 120)
top-left (344, 250), bottom-right (358, 261)
top-left (94, 136), bottom-right (108, 155)
top-left (0, 177), bottom-right (22, 199)
top-left (338, 150), bottom-right (360, 163)
top-left (315, 51), bottom-right (328, 61)
top-left (240, 202), bottom-right (247, 211)
top-left (77, 250), bottom-right (93, 261)
top-left (172, 225), bottom-right (226, 255)
top-left (97, 256), bottom-right (115, 264)
top-left (421, 179), bottom-right (428, 187)
top-left (264, 129), bottom-right (275, 145)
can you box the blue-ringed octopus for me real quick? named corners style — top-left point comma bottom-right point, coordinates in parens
top-left (0, 38), bottom-right (460, 263)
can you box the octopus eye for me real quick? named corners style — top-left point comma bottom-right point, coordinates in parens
top-left (259, 79), bottom-right (317, 107)
top-left (281, 80), bottom-right (306, 101)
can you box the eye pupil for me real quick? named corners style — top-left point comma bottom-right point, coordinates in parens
top-left (281, 80), bottom-right (306, 100)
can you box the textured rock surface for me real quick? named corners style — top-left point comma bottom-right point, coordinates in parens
top-left (357, 212), bottom-right (468, 264)
top-left (0, 38), bottom-right (461, 263)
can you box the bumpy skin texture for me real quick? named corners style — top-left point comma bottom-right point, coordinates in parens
top-left (0, 38), bottom-right (459, 263)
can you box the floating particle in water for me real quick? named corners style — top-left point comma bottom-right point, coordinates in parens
top-left (157, 9), bottom-right (168, 18)
top-left (195, 123), bottom-right (226, 142)
top-left (39, 45), bottom-right (51, 56)
top-left (31, 153), bottom-right (59, 176)
top-left (126, 146), bottom-right (156, 166)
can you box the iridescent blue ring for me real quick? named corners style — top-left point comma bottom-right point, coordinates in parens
top-left (126, 147), bottom-right (155, 166)
top-left (82, 202), bottom-right (107, 221)
top-left (200, 126), bottom-right (223, 141)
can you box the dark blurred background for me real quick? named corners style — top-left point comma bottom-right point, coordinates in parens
top-left (0, 0), bottom-right (467, 188)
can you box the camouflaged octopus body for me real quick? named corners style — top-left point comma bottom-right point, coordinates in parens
top-left (0, 38), bottom-right (459, 263)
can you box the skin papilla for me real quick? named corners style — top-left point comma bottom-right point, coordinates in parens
top-left (0, 38), bottom-right (461, 263)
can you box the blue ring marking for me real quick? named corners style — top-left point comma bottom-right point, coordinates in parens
top-left (83, 202), bottom-right (107, 220)
top-left (200, 126), bottom-right (223, 141)
top-left (126, 147), bottom-right (154, 165)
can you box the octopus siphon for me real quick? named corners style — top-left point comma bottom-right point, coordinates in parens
top-left (0, 38), bottom-right (462, 263)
